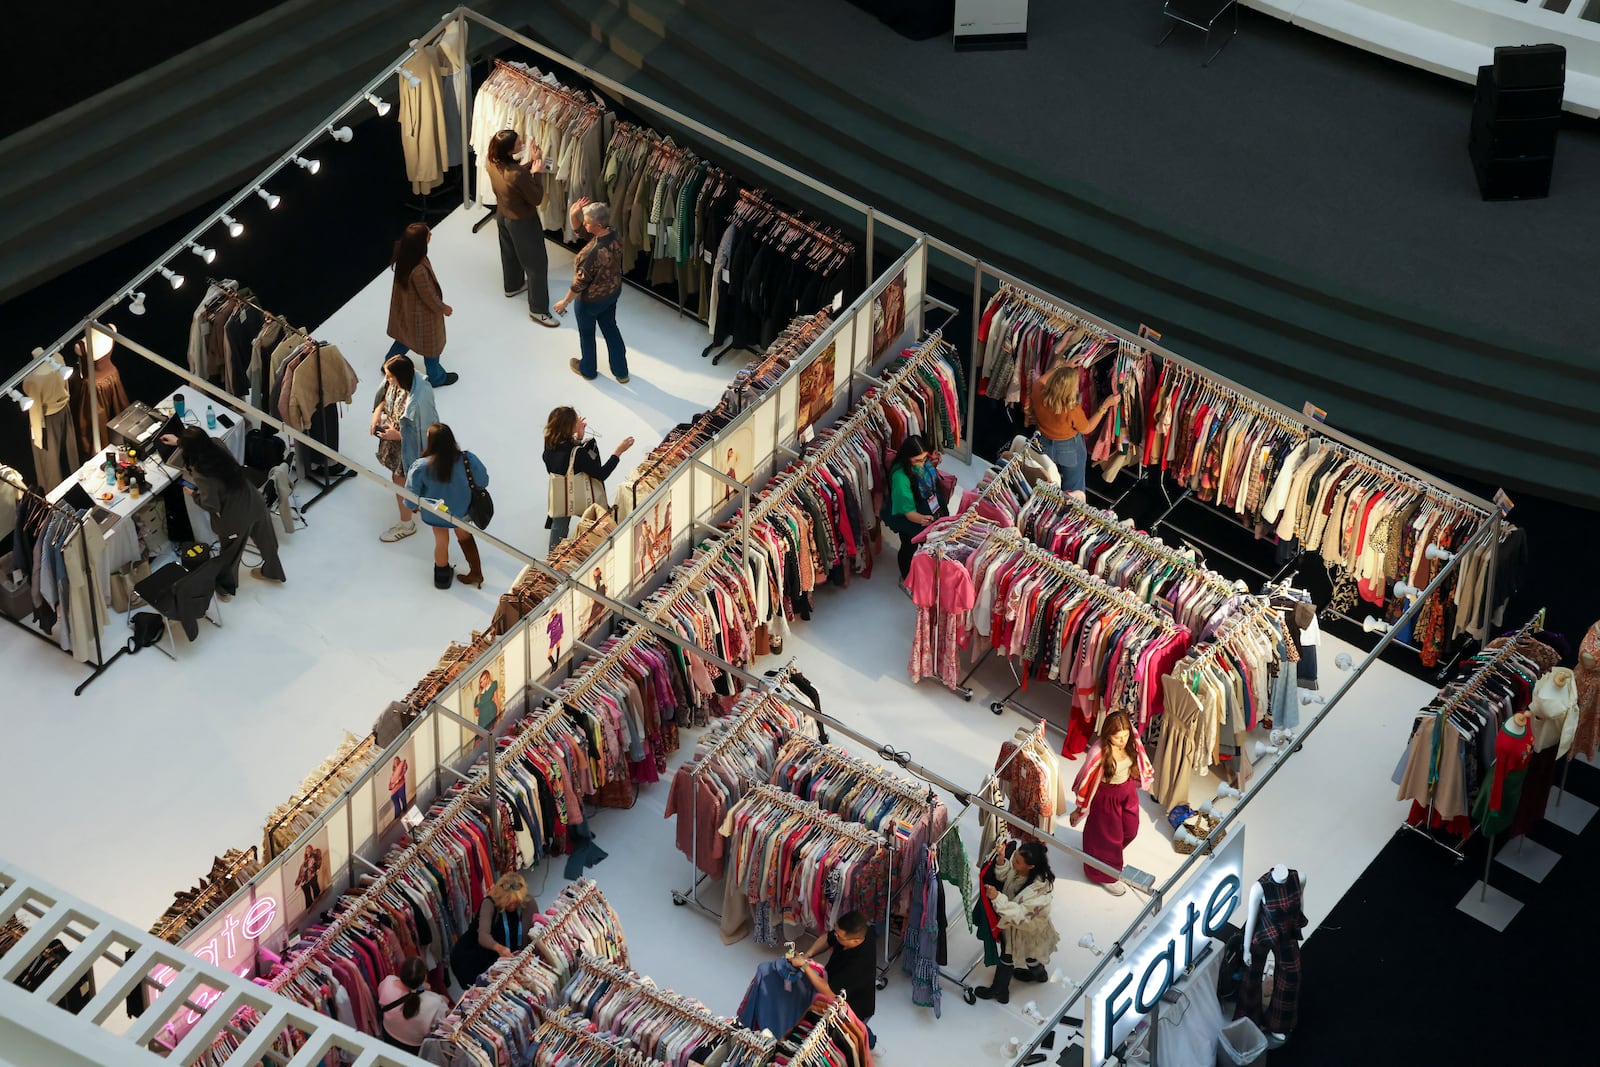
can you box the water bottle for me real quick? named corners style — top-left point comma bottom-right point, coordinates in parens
top-left (173, 393), bottom-right (185, 418)
top-left (104, 453), bottom-right (116, 488)
top-left (206, 404), bottom-right (217, 430)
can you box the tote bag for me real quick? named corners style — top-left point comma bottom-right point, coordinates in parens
top-left (547, 439), bottom-right (608, 519)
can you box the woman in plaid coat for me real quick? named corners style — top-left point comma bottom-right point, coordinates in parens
top-left (385, 222), bottom-right (457, 389)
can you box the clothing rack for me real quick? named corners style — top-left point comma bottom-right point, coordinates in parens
top-left (489, 58), bottom-right (605, 121)
top-left (205, 277), bottom-right (351, 508)
top-left (261, 732), bottom-right (377, 855)
top-left (732, 188), bottom-right (855, 255)
top-left (0, 463), bottom-right (120, 694)
top-left (990, 282), bottom-right (1155, 362)
top-left (444, 879), bottom-right (611, 1041)
top-left (1400, 609), bottom-right (1547, 859)
top-left (533, 1009), bottom-right (667, 1067)
top-left (985, 524), bottom-right (1180, 631)
top-left (148, 847), bottom-right (261, 942)
top-left (782, 993), bottom-right (856, 1067)
top-left (1304, 435), bottom-right (1489, 519)
top-left (1170, 596), bottom-right (1283, 676)
top-left (571, 956), bottom-right (777, 1062)
top-left (1156, 362), bottom-right (1309, 438)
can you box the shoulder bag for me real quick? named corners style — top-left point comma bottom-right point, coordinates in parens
top-left (463, 453), bottom-right (494, 529)
top-left (547, 439), bottom-right (608, 519)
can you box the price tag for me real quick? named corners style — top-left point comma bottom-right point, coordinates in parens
top-left (721, 269), bottom-right (731, 284)
top-left (830, 291), bottom-right (844, 312)
top-left (703, 248), bottom-right (714, 264)
top-left (1493, 488), bottom-right (1515, 515)
top-left (1301, 401), bottom-right (1327, 423)
top-left (1153, 595), bottom-right (1176, 620)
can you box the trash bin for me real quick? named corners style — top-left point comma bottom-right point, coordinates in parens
top-left (1217, 1017), bottom-right (1268, 1065)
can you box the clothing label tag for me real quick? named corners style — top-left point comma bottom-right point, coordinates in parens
top-left (648, 222), bottom-right (659, 238)
top-left (1301, 401), bottom-right (1327, 423)
top-left (704, 248), bottom-right (714, 264)
top-left (722, 268), bottom-right (731, 284)
top-left (1153, 595), bottom-right (1176, 620)
top-left (1137, 323), bottom-right (1163, 343)
top-left (830, 291), bottom-right (844, 312)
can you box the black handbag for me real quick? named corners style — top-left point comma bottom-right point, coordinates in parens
top-left (463, 453), bottom-right (494, 529)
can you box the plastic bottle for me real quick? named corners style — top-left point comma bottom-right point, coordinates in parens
top-left (104, 453), bottom-right (116, 486)
top-left (206, 404), bottom-right (217, 429)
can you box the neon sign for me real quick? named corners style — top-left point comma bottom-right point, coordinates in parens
top-left (152, 894), bottom-right (282, 1035)
top-left (1086, 828), bottom-right (1245, 1065)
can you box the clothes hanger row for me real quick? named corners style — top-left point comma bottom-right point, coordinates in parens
top-left (740, 783), bottom-right (887, 851)
top-left (778, 734), bottom-right (938, 816)
top-left (1306, 436), bottom-right (1487, 520)
top-left (781, 992), bottom-right (857, 1066)
top-left (980, 522), bottom-right (1183, 632)
top-left (692, 668), bottom-right (804, 776)
top-left (1161, 364), bottom-right (1307, 438)
top-left (1171, 596), bottom-right (1283, 678)
top-left (534, 1008), bottom-right (666, 1067)
top-left (489, 59), bottom-right (605, 116)
top-left (571, 956), bottom-right (778, 1056)
top-left (1430, 610), bottom-right (1548, 719)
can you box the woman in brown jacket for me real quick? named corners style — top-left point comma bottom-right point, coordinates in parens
top-left (487, 129), bottom-right (558, 327)
top-left (385, 222), bottom-right (457, 388)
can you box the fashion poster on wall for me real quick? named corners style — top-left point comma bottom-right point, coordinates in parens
top-left (635, 498), bottom-right (673, 585)
top-left (579, 553), bottom-right (613, 636)
top-left (287, 825), bottom-right (332, 920)
top-left (538, 588), bottom-right (574, 672)
top-left (796, 342), bottom-right (838, 432)
top-left (871, 271), bottom-right (907, 360)
top-left (717, 424), bottom-right (756, 504)
top-left (462, 648), bottom-right (507, 750)
top-left (375, 738), bottom-right (417, 835)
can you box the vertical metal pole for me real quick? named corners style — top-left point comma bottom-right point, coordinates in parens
top-left (864, 209), bottom-right (876, 281)
top-left (1481, 834), bottom-right (1495, 901)
top-left (85, 340), bottom-right (103, 454)
top-left (456, 11), bottom-right (472, 210)
top-left (964, 262), bottom-right (983, 462)
top-left (345, 791), bottom-right (356, 890)
top-left (487, 725), bottom-right (502, 877)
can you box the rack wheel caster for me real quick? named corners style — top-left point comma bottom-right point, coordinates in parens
top-left (963, 987), bottom-right (977, 1005)
top-left (875, 975), bottom-right (888, 990)
top-left (990, 701), bottom-right (1004, 716)
top-left (671, 892), bottom-right (687, 906)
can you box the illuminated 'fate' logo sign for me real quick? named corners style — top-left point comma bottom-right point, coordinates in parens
top-left (152, 896), bottom-right (279, 1029)
top-left (1086, 829), bottom-right (1245, 1066)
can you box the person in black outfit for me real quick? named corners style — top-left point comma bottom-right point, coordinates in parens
top-left (161, 425), bottom-right (286, 599)
top-left (791, 910), bottom-right (879, 1047)
top-left (542, 405), bottom-right (632, 554)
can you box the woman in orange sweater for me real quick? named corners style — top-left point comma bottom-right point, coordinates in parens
top-left (1034, 363), bottom-right (1116, 497)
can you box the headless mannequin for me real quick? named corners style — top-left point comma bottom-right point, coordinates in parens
top-left (1241, 865), bottom-right (1307, 1044)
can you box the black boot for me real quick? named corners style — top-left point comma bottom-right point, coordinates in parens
top-left (973, 962), bottom-right (1013, 1004)
top-left (433, 564), bottom-right (454, 589)
top-left (1015, 962), bottom-right (1049, 983)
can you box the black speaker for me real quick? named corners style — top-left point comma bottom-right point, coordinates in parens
top-left (1469, 152), bottom-right (1553, 201)
top-left (1469, 62), bottom-right (1561, 200)
top-left (1474, 66), bottom-right (1564, 120)
top-left (1493, 43), bottom-right (1565, 89)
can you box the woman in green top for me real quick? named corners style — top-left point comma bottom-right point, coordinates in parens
top-left (882, 434), bottom-right (948, 583)
top-left (473, 669), bottom-right (502, 731)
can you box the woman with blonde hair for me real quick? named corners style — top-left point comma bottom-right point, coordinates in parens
top-left (1069, 711), bottom-right (1154, 896)
top-left (450, 872), bottom-right (538, 987)
top-left (1034, 363), bottom-right (1117, 497)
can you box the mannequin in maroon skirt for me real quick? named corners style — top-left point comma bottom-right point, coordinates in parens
top-left (1069, 711), bottom-right (1153, 896)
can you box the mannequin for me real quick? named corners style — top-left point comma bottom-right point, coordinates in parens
top-left (1573, 621), bottom-right (1600, 761)
top-left (22, 364), bottom-right (78, 489)
top-left (1472, 710), bottom-right (1534, 838)
top-left (69, 326), bottom-right (130, 457)
top-left (1237, 865), bottom-right (1308, 1046)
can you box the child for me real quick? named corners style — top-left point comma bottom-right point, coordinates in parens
top-left (790, 910), bottom-right (878, 1042)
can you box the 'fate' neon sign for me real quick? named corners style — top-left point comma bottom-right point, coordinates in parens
top-left (1086, 828), bottom-right (1246, 1065)
top-left (152, 895), bottom-right (281, 1032)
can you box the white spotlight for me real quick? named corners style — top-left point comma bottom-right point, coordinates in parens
top-left (1335, 652), bottom-right (1354, 671)
top-left (257, 187), bottom-right (281, 210)
top-left (1215, 783), bottom-right (1243, 800)
top-left (327, 125), bottom-right (353, 143)
top-left (1173, 826), bottom-right (1204, 849)
top-left (399, 70), bottom-right (421, 89)
top-left (158, 266), bottom-right (185, 290)
top-left (365, 92), bottom-right (391, 116)
top-left (292, 155), bottom-right (320, 175)
top-left (1393, 580), bottom-right (1421, 598)
top-left (1424, 544), bottom-right (1455, 562)
top-left (1270, 727), bottom-right (1297, 747)
top-left (187, 241), bottom-right (216, 264)
top-left (219, 213), bottom-right (244, 238)
top-left (1077, 933), bottom-right (1103, 957)
top-left (7, 389), bottom-right (34, 413)
top-left (1362, 616), bottom-right (1391, 635)
top-left (1299, 693), bottom-right (1326, 707)
top-left (1252, 741), bottom-right (1281, 761)
top-left (127, 290), bottom-right (147, 315)
top-left (34, 349), bottom-right (74, 381)
top-left (87, 324), bottom-right (117, 360)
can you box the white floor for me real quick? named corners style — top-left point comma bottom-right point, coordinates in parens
top-left (2, 211), bottom-right (1441, 1065)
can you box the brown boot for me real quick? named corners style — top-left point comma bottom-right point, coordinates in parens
top-left (456, 536), bottom-right (484, 588)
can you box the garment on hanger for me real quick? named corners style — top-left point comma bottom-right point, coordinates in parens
top-left (399, 44), bottom-right (450, 196)
top-left (990, 725), bottom-right (1069, 837)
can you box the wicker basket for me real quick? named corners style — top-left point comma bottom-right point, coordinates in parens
top-left (1172, 812), bottom-right (1228, 855)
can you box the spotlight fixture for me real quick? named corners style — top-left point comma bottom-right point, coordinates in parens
top-left (292, 155), bottom-right (320, 175)
top-left (1252, 741), bottom-right (1281, 760)
top-left (219, 213), bottom-right (244, 238)
top-left (1299, 693), bottom-right (1326, 707)
top-left (7, 389), bottom-right (34, 413)
top-left (1215, 782), bottom-right (1243, 800)
top-left (257, 187), bottom-right (281, 210)
top-left (1362, 616), bottom-right (1391, 635)
top-left (399, 69), bottom-right (421, 89)
top-left (158, 266), bottom-right (185, 290)
top-left (1077, 933), bottom-right (1103, 957)
top-left (1335, 651), bottom-right (1354, 671)
top-left (32, 349), bottom-right (74, 381)
top-left (1393, 580), bottom-right (1422, 598)
top-left (87, 324), bottom-right (118, 360)
top-left (326, 125), bottom-right (353, 143)
top-left (1424, 544), bottom-right (1455, 562)
top-left (187, 241), bottom-right (216, 264)
top-left (365, 92), bottom-right (391, 116)
top-left (126, 290), bottom-right (147, 315)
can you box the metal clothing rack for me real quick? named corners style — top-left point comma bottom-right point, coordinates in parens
top-left (1399, 608), bottom-right (1548, 861)
top-left (532, 1008), bottom-right (667, 1067)
top-left (204, 278), bottom-right (353, 509)
top-left (0, 464), bottom-right (121, 694)
top-left (779, 991), bottom-right (857, 1067)
top-left (569, 956), bottom-right (777, 1064)
top-left (261, 733), bottom-right (377, 859)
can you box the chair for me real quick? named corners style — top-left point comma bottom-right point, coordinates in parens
top-left (131, 556), bottom-right (224, 658)
top-left (1159, 0), bottom-right (1239, 66)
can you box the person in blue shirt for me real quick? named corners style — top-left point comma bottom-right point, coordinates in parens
top-left (405, 422), bottom-right (489, 589)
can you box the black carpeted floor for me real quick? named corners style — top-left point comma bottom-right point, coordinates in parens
top-left (1270, 756), bottom-right (1600, 1065)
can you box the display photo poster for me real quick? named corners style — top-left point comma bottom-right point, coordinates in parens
top-left (287, 825), bottom-right (332, 920)
top-left (796, 342), bottom-right (838, 432)
top-left (871, 271), bottom-right (907, 360)
top-left (635, 498), bottom-right (673, 585)
top-left (717, 424), bottom-right (756, 504)
top-left (375, 738), bottom-right (417, 835)
top-left (462, 648), bottom-right (508, 749)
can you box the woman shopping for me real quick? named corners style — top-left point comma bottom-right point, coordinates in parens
top-left (372, 354), bottom-right (439, 544)
top-left (378, 957), bottom-right (449, 1055)
top-left (450, 872), bottom-right (538, 988)
top-left (385, 222), bottom-right (458, 388)
top-left (405, 422), bottom-right (490, 590)
top-left (161, 425), bottom-right (287, 598)
top-left (882, 434), bottom-right (949, 583)
top-left (972, 839), bottom-right (1059, 1004)
top-left (486, 129), bottom-right (558, 327)
top-left (542, 405), bottom-right (632, 553)
top-left (1034, 363), bottom-right (1117, 497)
top-left (1069, 711), bottom-right (1154, 897)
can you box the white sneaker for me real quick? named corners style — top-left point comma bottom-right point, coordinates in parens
top-left (380, 520), bottom-right (417, 542)
top-left (1101, 880), bottom-right (1128, 896)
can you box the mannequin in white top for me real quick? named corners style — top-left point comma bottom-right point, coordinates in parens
top-left (1531, 668), bottom-right (1578, 757)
